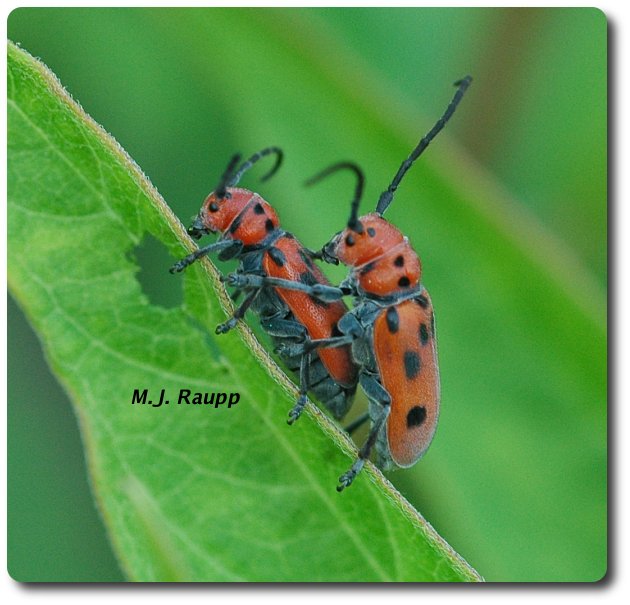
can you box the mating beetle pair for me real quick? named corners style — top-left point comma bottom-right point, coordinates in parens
top-left (171, 77), bottom-right (472, 490)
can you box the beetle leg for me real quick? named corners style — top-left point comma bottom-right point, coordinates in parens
top-left (215, 289), bottom-right (260, 334)
top-left (223, 272), bottom-right (345, 302)
top-left (304, 247), bottom-right (339, 266)
top-left (337, 374), bottom-right (391, 492)
top-left (337, 312), bottom-right (364, 338)
top-left (344, 412), bottom-right (370, 434)
top-left (222, 273), bottom-right (264, 289)
top-left (257, 274), bottom-right (346, 302)
top-left (169, 239), bottom-right (236, 273)
top-left (275, 334), bottom-right (354, 358)
top-left (263, 317), bottom-right (307, 339)
top-left (359, 373), bottom-right (392, 407)
top-left (306, 334), bottom-right (354, 351)
top-left (287, 350), bottom-right (311, 425)
top-left (337, 411), bottom-right (388, 492)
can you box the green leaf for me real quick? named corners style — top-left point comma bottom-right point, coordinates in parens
top-left (7, 42), bottom-right (481, 582)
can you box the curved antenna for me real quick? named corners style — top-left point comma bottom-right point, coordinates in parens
top-left (214, 153), bottom-right (242, 199)
top-left (376, 75), bottom-right (472, 216)
top-left (228, 146), bottom-right (284, 187)
top-left (305, 162), bottom-right (365, 232)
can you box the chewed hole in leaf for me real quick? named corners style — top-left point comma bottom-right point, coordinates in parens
top-left (134, 234), bottom-right (183, 309)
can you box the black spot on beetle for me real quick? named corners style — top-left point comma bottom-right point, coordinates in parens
top-left (360, 261), bottom-right (377, 275)
top-left (228, 214), bottom-right (242, 234)
top-left (398, 276), bottom-right (411, 288)
top-left (407, 406), bottom-right (427, 428)
top-left (265, 218), bottom-right (275, 232)
top-left (254, 202), bottom-right (265, 215)
top-left (209, 202), bottom-right (219, 213)
top-left (386, 307), bottom-right (399, 333)
top-left (419, 323), bottom-right (429, 346)
top-left (367, 227), bottom-right (376, 237)
top-left (299, 249), bottom-right (315, 270)
top-left (416, 294), bottom-right (429, 309)
top-left (403, 350), bottom-right (421, 379)
top-left (268, 247), bottom-right (286, 267)
top-left (394, 255), bottom-right (405, 267)
top-left (345, 234), bottom-right (355, 247)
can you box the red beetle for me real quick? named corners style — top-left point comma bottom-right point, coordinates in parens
top-left (299, 77), bottom-right (472, 490)
top-left (171, 149), bottom-right (358, 423)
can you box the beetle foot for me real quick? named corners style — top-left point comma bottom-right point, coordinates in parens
top-left (287, 395), bottom-right (308, 425)
top-left (337, 459), bottom-right (365, 492)
top-left (215, 319), bottom-right (238, 334)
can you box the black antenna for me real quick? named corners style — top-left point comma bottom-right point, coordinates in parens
top-left (215, 154), bottom-right (242, 199)
top-left (375, 75), bottom-right (472, 216)
top-left (305, 162), bottom-right (365, 233)
top-left (228, 147), bottom-right (284, 187)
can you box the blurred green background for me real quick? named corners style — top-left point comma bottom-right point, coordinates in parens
top-left (8, 7), bottom-right (606, 582)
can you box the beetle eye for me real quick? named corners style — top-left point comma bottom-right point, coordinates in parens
top-left (209, 202), bottom-right (219, 213)
top-left (345, 234), bottom-right (355, 247)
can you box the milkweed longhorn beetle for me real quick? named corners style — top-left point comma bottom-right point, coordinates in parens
top-left (170, 149), bottom-right (358, 423)
top-left (282, 76), bottom-right (473, 491)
